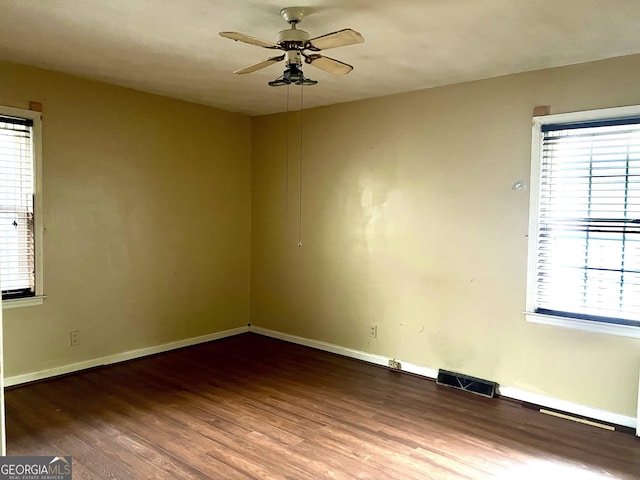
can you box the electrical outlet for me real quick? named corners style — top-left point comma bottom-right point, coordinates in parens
top-left (388, 359), bottom-right (402, 370)
top-left (369, 324), bottom-right (377, 338)
top-left (70, 330), bottom-right (80, 347)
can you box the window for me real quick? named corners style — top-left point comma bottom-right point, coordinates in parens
top-left (0, 106), bottom-right (43, 307)
top-left (526, 105), bottom-right (640, 338)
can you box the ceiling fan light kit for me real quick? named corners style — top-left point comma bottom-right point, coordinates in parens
top-left (268, 64), bottom-right (318, 87)
top-left (220, 6), bottom-right (364, 86)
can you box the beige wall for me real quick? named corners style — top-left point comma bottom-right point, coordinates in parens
top-left (251, 54), bottom-right (640, 418)
top-left (3, 54), bottom-right (640, 419)
top-left (1, 62), bottom-right (251, 377)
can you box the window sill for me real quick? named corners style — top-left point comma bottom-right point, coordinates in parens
top-left (2, 296), bottom-right (46, 310)
top-left (525, 311), bottom-right (640, 339)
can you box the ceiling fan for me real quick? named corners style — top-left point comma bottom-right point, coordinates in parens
top-left (220, 7), bottom-right (364, 86)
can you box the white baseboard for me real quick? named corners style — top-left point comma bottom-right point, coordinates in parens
top-left (249, 325), bottom-right (637, 430)
top-left (251, 326), bottom-right (386, 364)
top-left (249, 326), bottom-right (439, 379)
top-left (498, 386), bottom-right (636, 429)
top-left (5, 326), bottom-right (249, 387)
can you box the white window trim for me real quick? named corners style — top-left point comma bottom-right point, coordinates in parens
top-left (525, 104), bottom-right (640, 338)
top-left (2, 296), bottom-right (45, 309)
top-left (0, 105), bottom-right (44, 310)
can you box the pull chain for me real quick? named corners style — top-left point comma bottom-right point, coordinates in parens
top-left (298, 83), bottom-right (304, 248)
top-left (285, 83), bottom-right (290, 239)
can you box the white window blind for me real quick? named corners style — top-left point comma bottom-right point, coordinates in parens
top-left (0, 114), bottom-right (35, 300)
top-left (533, 117), bottom-right (640, 326)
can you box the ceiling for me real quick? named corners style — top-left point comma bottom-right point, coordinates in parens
top-left (2, 0), bottom-right (640, 116)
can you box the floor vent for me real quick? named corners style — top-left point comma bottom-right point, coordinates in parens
top-left (436, 369), bottom-right (497, 398)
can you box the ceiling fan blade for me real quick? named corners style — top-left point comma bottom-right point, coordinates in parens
top-left (219, 31), bottom-right (280, 49)
top-left (233, 55), bottom-right (285, 74)
top-left (304, 54), bottom-right (353, 75)
top-left (305, 29), bottom-right (364, 51)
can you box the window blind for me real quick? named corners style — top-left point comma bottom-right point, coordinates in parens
top-left (0, 115), bottom-right (35, 299)
top-left (535, 118), bottom-right (640, 326)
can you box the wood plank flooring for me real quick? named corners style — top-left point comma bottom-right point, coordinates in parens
top-left (6, 333), bottom-right (640, 479)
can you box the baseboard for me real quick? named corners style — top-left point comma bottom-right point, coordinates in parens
top-left (498, 386), bottom-right (636, 429)
top-left (249, 326), bottom-right (438, 379)
top-left (249, 325), bottom-right (637, 430)
top-left (5, 326), bottom-right (249, 387)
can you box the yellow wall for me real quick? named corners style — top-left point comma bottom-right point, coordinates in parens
top-left (251, 54), bottom-right (640, 418)
top-left (1, 62), bottom-right (251, 377)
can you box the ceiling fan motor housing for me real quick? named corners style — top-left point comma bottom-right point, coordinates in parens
top-left (278, 28), bottom-right (309, 53)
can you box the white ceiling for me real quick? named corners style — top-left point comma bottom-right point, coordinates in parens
top-left (1, 0), bottom-right (640, 116)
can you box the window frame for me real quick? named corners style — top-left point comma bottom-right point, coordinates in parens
top-left (0, 105), bottom-right (44, 309)
top-left (526, 104), bottom-right (640, 339)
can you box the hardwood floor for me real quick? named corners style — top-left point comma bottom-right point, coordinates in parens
top-left (6, 333), bottom-right (640, 479)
